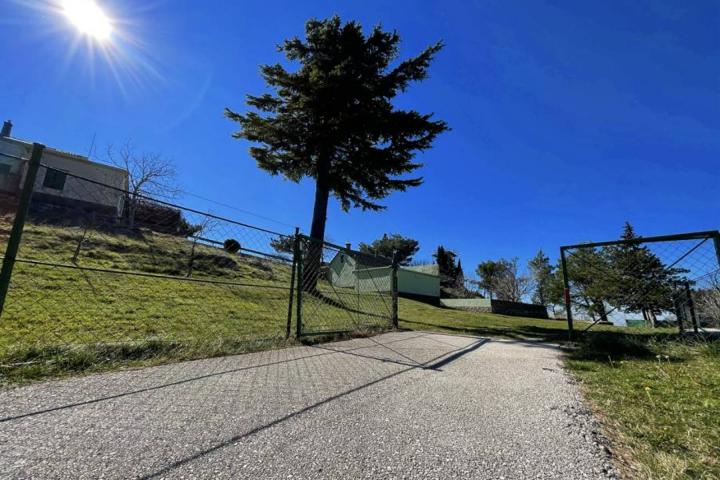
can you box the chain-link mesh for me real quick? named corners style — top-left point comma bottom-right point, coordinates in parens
top-left (561, 232), bottom-right (720, 332)
top-left (0, 162), bottom-right (399, 384)
top-left (0, 164), bottom-right (304, 383)
top-left (0, 153), bottom-right (23, 253)
top-left (297, 235), bottom-right (394, 336)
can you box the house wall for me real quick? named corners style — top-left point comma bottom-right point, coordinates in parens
top-left (328, 253), bottom-right (358, 288)
top-left (355, 266), bottom-right (392, 292)
top-left (398, 269), bottom-right (440, 298)
top-left (32, 151), bottom-right (128, 211)
top-left (0, 140), bottom-right (27, 194)
top-left (0, 136), bottom-right (128, 216)
top-left (328, 253), bottom-right (440, 298)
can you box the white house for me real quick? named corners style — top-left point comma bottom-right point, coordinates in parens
top-left (0, 121), bottom-right (128, 217)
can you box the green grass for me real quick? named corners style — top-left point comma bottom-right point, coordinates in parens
top-left (398, 296), bottom-right (642, 339)
top-left (0, 219), bottom-right (392, 383)
top-left (566, 337), bottom-right (719, 480)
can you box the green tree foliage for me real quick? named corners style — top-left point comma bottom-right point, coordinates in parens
top-left (605, 222), bottom-right (686, 327)
top-left (456, 259), bottom-right (465, 288)
top-left (562, 247), bottom-right (615, 322)
top-left (475, 260), bottom-right (507, 299)
top-left (433, 246), bottom-right (464, 294)
top-left (476, 258), bottom-right (531, 302)
top-left (555, 223), bottom-right (688, 326)
top-left (528, 250), bottom-right (555, 305)
top-left (226, 16), bottom-right (448, 289)
top-left (270, 235), bottom-right (296, 255)
top-left (358, 233), bottom-right (419, 265)
top-left (494, 258), bottom-right (532, 302)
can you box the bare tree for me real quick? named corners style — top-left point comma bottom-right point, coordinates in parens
top-left (186, 216), bottom-right (219, 277)
top-left (106, 142), bottom-right (178, 228)
top-left (493, 258), bottom-right (532, 302)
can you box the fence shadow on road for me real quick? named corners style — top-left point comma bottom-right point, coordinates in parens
top-left (0, 333), bottom-right (483, 424)
top-left (399, 319), bottom-right (568, 351)
top-left (135, 334), bottom-right (486, 480)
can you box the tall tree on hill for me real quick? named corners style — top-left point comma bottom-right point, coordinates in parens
top-left (606, 222), bottom-right (686, 327)
top-left (359, 234), bottom-right (419, 265)
top-left (528, 250), bottom-right (554, 305)
top-left (455, 259), bottom-right (465, 290)
top-left (433, 246), bottom-right (460, 290)
top-left (563, 247), bottom-right (614, 322)
top-left (491, 258), bottom-right (532, 302)
top-left (226, 16), bottom-right (448, 289)
top-left (475, 260), bottom-right (507, 299)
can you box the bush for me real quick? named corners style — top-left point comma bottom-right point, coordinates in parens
top-left (223, 238), bottom-right (241, 253)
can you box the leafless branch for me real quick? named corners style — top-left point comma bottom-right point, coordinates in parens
top-left (106, 141), bottom-right (179, 199)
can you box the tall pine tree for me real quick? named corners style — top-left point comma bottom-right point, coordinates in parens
top-left (528, 250), bottom-right (554, 305)
top-left (607, 222), bottom-right (685, 327)
top-left (226, 16), bottom-right (448, 289)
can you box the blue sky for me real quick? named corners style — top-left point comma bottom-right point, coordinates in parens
top-left (1, 0), bottom-right (718, 273)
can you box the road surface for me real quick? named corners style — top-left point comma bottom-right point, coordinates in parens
top-left (0, 331), bottom-right (615, 479)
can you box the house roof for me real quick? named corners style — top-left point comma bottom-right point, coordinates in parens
top-left (331, 250), bottom-right (392, 269)
top-left (0, 135), bottom-right (128, 175)
top-left (404, 263), bottom-right (439, 275)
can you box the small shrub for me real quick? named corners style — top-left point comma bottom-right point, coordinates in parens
top-left (223, 239), bottom-right (241, 253)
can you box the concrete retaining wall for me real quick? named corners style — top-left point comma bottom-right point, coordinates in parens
top-left (440, 298), bottom-right (549, 319)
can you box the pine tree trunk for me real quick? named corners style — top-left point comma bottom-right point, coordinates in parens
top-left (597, 301), bottom-right (609, 323)
top-left (304, 155), bottom-right (331, 292)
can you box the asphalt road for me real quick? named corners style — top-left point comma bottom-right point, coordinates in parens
top-left (0, 332), bottom-right (616, 479)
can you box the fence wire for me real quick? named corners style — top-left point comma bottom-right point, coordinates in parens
top-left (297, 235), bottom-right (395, 336)
top-left (0, 159), bottom-right (396, 384)
top-left (560, 232), bottom-right (720, 333)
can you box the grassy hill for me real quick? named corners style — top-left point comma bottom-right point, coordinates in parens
top-left (0, 219), bottom-right (392, 383)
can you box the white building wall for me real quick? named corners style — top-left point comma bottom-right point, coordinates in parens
top-left (0, 136), bottom-right (128, 214)
top-left (33, 150), bottom-right (128, 209)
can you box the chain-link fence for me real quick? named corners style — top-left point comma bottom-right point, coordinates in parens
top-left (560, 231), bottom-right (720, 335)
top-left (296, 235), bottom-right (396, 336)
top-left (0, 144), bottom-right (397, 384)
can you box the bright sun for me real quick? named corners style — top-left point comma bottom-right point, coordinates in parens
top-left (61, 0), bottom-right (112, 41)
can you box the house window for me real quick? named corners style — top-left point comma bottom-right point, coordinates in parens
top-left (43, 169), bottom-right (67, 191)
top-left (0, 163), bottom-right (11, 175)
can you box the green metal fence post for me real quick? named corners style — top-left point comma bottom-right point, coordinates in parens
top-left (285, 227), bottom-right (300, 339)
top-left (391, 250), bottom-right (399, 329)
top-left (560, 247), bottom-right (574, 340)
top-left (295, 237), bottom-right (304, 338)
top-left (0, 143), bottom-right (44, 318)
top-left (713, 232), bottom-right (720, 271)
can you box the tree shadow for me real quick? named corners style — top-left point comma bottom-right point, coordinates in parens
top-left (399, 317), bottom-right (703, 362)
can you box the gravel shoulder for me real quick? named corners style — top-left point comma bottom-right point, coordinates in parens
top-left (0, 332), bottom-right (615, 479)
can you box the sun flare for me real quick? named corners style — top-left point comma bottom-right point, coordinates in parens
top-left (61, 0), bottom-right (112, 41)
